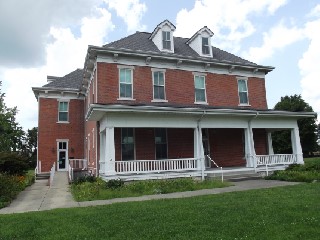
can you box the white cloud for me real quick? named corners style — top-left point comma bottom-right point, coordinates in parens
top-left (299, 19), bottom-right (320, 113)
top-left (0, 0), bottom-right (101, 68)
top-left (46, 7), bottom-right (114, 76)
top-left (1, 6), bottom-right (114, 130)
top-left (175, 0), bottom-right (288, 52)
top-left (243, 21), bottom-right (305, 64)
top-left (307, 4), bottom-right (320, 18)
top-left (104, 0), bottom-right (147, 32)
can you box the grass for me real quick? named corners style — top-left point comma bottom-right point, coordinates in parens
top-left (0, 170), bottom-right (35, 209)
top-left (0, 183), bottom-right (319, 239)
top-left (71, 178), bottom-right (232, 201)
top-left (266, 157), bottom-right (320, 182)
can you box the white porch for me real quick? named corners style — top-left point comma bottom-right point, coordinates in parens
top-left (86, 105), bottom-right (310, 181)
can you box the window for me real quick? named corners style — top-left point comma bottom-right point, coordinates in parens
top-left (121, 128), bottom-right (135, 160)
top-left (119, 68), bottom-right (133, 98)
top-left (162, 31), bottom-right (171, 50)
top-left (155, 128), bottom-right (167, 160)
top-left (194, 75), bottom-right (206, 103)
top-left (153, 71), bottom-right (165, 100)
top-left (58, 101), bottom-right (68, 122)
top-left (238, 79), bottom-right (249, 105)
top-left (202, 37), bottom-right (210, 55)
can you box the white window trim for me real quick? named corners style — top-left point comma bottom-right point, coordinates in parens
top-left (117, 66), bottom-right (135, 100)
top-left (162, 31), bottom-right (171, 51)
top-left (151, 68), bottom-right (167, 102)
top-left (194, 74), bottom-right (208, 104)
top-left (202, 37), bottom-right (210, 55)
top-left (57, 100), bottom-right (70, 123)
top-left (237, 77), bottom-right (251, 106)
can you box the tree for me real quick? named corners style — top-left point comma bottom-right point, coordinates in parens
top-left (272, 94), bottom-right (318, 156)
top-left (0, 81), bottom-right (24, 153)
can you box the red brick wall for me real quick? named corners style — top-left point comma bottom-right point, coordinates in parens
top-left (38, 98), bottom-right (84, 172)
top-left (135, 128), bottom-right (155, 160)
top-left (96, 62), bottom-right (267, 109)
top-left (167, 128), bottom-right (194, 159)
top-left (253, 129), bottom-right (268, 155)
top-left (209, 128), bottom-right (246, 167)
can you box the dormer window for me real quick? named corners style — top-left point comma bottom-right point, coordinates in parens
top-left (202, 37), bottom-right (210, 55)
top-left (186, 26), bottom-right (214, 57)
top-left (162, 31), bottom-right (171, 50)
top-left (149, 20), bottom-right (176, 53)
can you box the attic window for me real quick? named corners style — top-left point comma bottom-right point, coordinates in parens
top-left (162, 31), bottom-right (171, 50)
top-left (202, 37), bottom-right (210, 55)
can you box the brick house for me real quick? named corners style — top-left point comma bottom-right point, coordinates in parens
top-left (32, 20), bottom-right (315, 180)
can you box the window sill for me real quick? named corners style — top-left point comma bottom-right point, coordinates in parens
top-left (117, 98), bottom-right (136, 101)
top-left (194, 102), bottom-right (208, 105)
top-left (238, 104), bottom-right (251, 107)
top-left (57, 121), bottom-right (69, 124)
top-left (151, 99), bottom-right (168, 103)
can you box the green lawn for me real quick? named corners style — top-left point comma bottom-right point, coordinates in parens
top-left (1, 183), bottom-right (319, 239)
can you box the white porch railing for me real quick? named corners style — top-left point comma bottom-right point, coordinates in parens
top-left (115, 158), bottom-right (199, 174)
top-left (255, 154), bottom-right (297, 176)
top-left (49, 162), bottom-right (56, 187)
top-left (68, 159), bottom-right (88, 182)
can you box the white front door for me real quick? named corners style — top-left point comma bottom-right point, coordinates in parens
top-left (57, 141), bottom-right (68, 171)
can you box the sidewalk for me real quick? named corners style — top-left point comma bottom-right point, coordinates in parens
top-left (0, 174), bottom-right (300, 214)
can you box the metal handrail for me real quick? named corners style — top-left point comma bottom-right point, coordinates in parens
top-left (206, 155), bottom-right (223, 182)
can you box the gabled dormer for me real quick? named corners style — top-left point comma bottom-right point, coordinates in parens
top-left (186, 26), bottom-right (214, 58)
top-left (149, 20), bottom-right (176, 53)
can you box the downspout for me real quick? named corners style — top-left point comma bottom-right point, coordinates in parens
top-left (197, 111), bottom-right (206, 180)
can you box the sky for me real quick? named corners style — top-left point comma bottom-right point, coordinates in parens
top-left (0, 0), bottom-right (320, 130)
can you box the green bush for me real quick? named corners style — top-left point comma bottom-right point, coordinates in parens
top-left (265, 158), bottom-right (320, 182)
top-left (0, 152), bottom-right (28, 175)
top-left (73, 175), bottom-right (97, 185)
top-left (106, 179), bottom-right (124, 190)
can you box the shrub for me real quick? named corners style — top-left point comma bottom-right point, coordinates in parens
top-left (73, 175), bottom-right (97, 185)
top-left (0, 152), bottom-right (28, 175)
top-left (106, 179), bottom-right (124, 190)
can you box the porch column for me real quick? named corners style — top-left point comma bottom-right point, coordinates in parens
top-left (194, 127), bottom-right (205, 174)
top-left (291, 127), bottom-right (304, 164)
top-left (99, 130), bottom-right (106, 174)
top-left (244, 126), bottom-right (256, 167)
top-left (267, 131), bottom-right (274, 155)
top-left (105, 127), bottom-right (116, 175)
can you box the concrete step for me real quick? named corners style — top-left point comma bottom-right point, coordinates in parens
top-left (36, 173), bottom-right (50, 180)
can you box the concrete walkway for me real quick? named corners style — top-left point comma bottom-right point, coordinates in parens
top-left (0, 173), bottom-right (300, 214)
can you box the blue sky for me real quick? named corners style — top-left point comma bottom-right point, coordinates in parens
top-left (0, 0), bottom-right (319, 130)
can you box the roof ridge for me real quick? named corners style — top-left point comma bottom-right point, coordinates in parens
top-left (103, 31), bottom-right (151, 47)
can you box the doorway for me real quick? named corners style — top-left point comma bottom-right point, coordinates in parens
top-left (57, 141), bottom-right (68, 171)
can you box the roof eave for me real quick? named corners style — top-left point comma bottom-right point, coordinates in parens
top-left (88, 45), bottom-right (274, 73)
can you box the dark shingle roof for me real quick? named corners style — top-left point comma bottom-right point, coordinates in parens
top-left (104, 32), bottom-right (256, 66)
top-left (43, 69), bottom-right (83, 90)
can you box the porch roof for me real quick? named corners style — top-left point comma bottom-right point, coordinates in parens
top-left (86, 103), bottom-right (316, 121)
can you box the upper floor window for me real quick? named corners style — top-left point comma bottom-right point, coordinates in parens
top-left (119, 68), bottom-right (133, 99)
top-left (58, 101), bottom-right (69, 122)
top-left (238, 79), bottom-right (249, 105)
top-left (153, 71), bottom-right (165, 100)
top-left (162, 31), bottom-right (171, 50)
top-left (194, 75), bottom-right (207, 103)
top-left (202, 37), bottom-right (210, 55)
